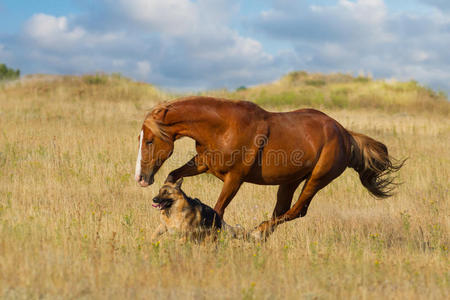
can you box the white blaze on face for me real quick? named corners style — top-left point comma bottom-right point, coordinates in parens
top-left (135, 130), bottom-right (144, 181)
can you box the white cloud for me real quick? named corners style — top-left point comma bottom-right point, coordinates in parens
top-left (112, 0), bottom-right (198, 35)
top-left (24, 14), bottom-right (86, 50)
top-left (25, 13), bottom-right (128, 52)
top-left (317, 0), bottom-right (387, 24)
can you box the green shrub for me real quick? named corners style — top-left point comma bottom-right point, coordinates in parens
top-left (0, 63), bottom-right (20, 81)
top-left (255, 91), bottom-right (297, 106)
top-left (287, 71), bottom-right (308, 81)
top-left (330, 89), bottom-right (349, 108)
top-left (83, 74), bottom-right (108, 85)
top-left (254, 89), bottom-right (325, 107)
top-left (305, 79), bottom-right (326, 87)
top-left (354, 76), bottom-right (371, 83)
top-left (283, 71), bottom-right (308, 86)
top-left (296, 88), bottom-right (325, 106)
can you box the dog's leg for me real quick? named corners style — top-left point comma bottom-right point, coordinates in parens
top-left (151, 224), bottom-right (167, 242)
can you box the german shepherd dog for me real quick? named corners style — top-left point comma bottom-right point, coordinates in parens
top-left (151, 179), bottom-right (242, 242)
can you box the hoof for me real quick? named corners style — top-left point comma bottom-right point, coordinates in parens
top-left (248, 220), bottom-right (275, 242)
top-left (249, 229), bottom-right (265, 242)
top-left (232, 224), bottom-right (247, 239)
top-left (221, 222), bottom-right (247, 239)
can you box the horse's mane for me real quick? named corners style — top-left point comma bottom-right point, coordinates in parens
top-left (144, 111), bottom-right (169, 141)
top-left (143, 98), bottom-right (187, 141)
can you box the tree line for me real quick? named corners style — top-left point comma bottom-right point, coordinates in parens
top-left (0, 63), bottom-right (20, 80)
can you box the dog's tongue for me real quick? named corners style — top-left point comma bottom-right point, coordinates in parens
top-left (152, 203), bottom-right (161, 209)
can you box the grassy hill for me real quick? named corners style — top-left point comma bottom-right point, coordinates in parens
top-left (0, 73), bottom-right (170, 105)
top-left (210, 71), bottom-right (449, 114)
top-left (1, 71), bottom-right (448, 114)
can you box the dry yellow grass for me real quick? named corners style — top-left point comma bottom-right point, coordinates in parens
top-left (0, 75), bottom-right (449, 299)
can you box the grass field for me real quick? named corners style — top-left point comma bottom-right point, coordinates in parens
top-left (0, 74), bottom-right (449, 299)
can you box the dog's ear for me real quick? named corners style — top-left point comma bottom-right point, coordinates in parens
top-left (175, 178), bottom-right (183, 189)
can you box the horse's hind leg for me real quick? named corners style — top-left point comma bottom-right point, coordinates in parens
top-left (252, 137), bottom-right (348, 240)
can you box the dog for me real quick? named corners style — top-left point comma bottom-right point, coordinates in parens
top-left (151, 178), bottom-right (243, 242)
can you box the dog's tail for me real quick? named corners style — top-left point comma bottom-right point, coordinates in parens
top-left (347, 130), bottom-right (405, 198)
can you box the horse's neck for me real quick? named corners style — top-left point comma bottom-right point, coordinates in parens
top-left (168, 102), bottom-right (225, 144)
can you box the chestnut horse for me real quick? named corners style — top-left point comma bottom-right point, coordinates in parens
top-left (135, 96), bottom-right (403, 239)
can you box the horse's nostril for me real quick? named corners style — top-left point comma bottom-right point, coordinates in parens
top-left (136, 174), bottom-right (144, 183)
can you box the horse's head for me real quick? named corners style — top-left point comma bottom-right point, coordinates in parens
top-left (135, 108), bottom-right (174, 187)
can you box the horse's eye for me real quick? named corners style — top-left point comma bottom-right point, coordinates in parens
top-left (146, 141), bottom-right (153, 146)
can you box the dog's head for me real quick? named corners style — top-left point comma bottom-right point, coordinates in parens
top-left (152, 178), bottom-right (184, 210)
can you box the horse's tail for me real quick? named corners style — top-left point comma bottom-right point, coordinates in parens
top-left (347, 131), bottom-right (405, 198)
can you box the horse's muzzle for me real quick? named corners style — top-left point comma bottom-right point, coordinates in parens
top-left (137, 174), bottom-right (154, 187)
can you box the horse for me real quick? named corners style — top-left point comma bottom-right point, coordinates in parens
top-left (134, 96), bottom-right (404, 240)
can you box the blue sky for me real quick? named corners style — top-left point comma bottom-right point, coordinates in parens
top-left (0, 0), bottom-right (449, 91)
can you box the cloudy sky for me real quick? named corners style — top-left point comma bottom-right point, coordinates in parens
top-left (0, 0), bottom-right (449, 91)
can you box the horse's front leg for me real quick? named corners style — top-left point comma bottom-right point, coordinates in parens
top-left (165, 155), bottom-right (208, 183)
top-left (213, 173), bottom-right (242, 218)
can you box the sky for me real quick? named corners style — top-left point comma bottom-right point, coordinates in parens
top-left (0, 0), bottom-right (449, 92)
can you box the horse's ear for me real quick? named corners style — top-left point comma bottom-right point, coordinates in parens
top-left (175, 178), bottom-right (183, 189)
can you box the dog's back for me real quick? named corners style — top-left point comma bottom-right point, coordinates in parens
top-left (188, 197), bottom-right (222, 229)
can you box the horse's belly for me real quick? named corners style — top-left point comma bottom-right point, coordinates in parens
top-left (244, 164), bottom-right (313, 185)
top-left (243, 135), bottom-right (317, 184)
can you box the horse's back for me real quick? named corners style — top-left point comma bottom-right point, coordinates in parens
top-left (268, 108), bottom-right (344, 139)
